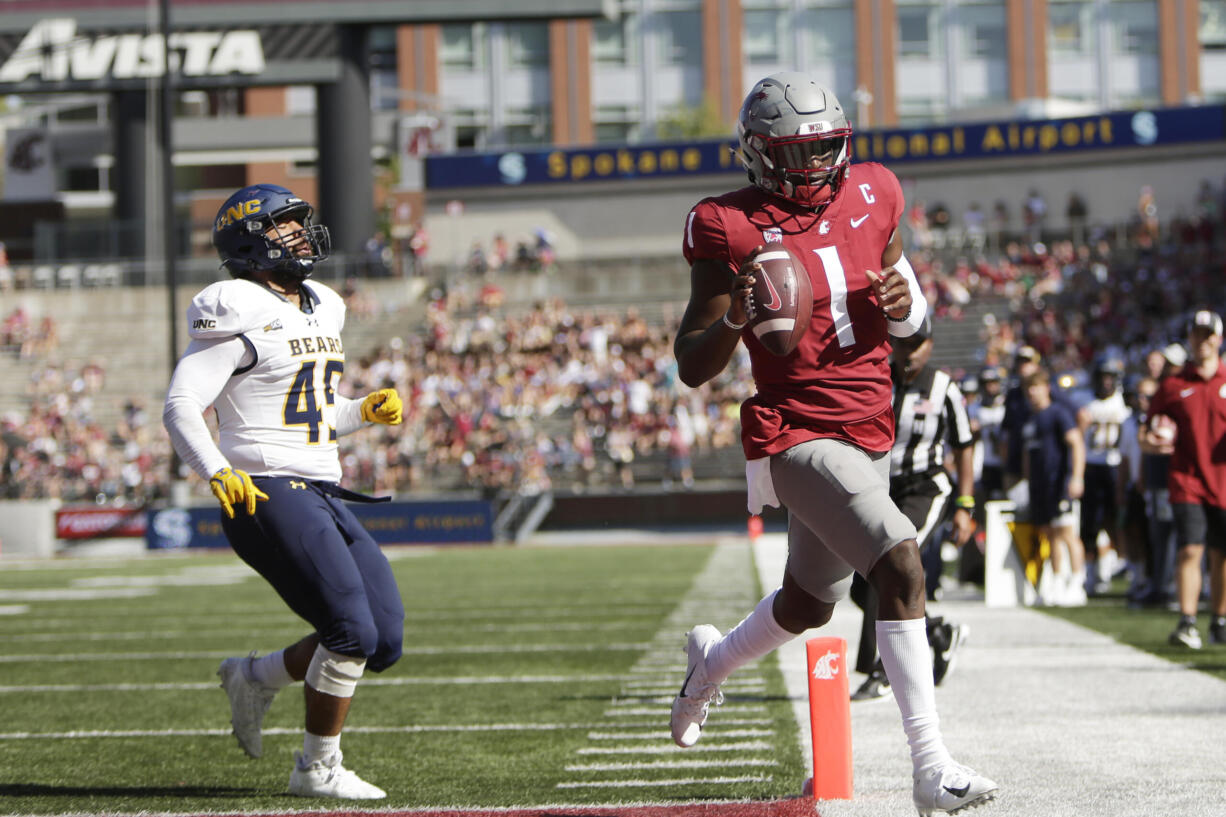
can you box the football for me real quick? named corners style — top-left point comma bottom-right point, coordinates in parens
top-left (747, 246), bottom-right (813, 356)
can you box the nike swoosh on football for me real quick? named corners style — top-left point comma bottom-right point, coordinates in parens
top-left (944, 783), bottom-right (972, 798)
top-left (760, 269), bottom-right (783, 311)
top-left (850, 214), bottom-right (869, 228)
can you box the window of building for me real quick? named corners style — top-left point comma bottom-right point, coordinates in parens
top-left (898, 3), bottom-right (941, 58)
top-left (505, 22), bottom-right (550, 68)
top-left (798, 4), bottom-right (856, 64)
top-left (504, 107), bottom-right (552, 146)
top-left (657, 10), bottom-right (703, 66)
top-left (959, 3), bottom-right (1006, 58)
top-left (449, 109), bottom-right (486, 150)
top-left (1202, 0), bottom-right (1226, 49)
top-left (1108, 0), bottom-right (1158, 55)
top-left (594, 14), bottom-right (637, 65)
top-left (369, 25), bottom-right (398, 109)
top-left (442, 22), bottom-right (485, 70)
top-left (744, 7), bottom-right (791, 66)
top-left (1049, 1), bottom-right (1095, 55)
top-left (594, 105), bottom-right (640, 143)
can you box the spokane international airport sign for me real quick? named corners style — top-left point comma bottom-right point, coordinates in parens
top-left (0, 0), bottom-right (613, 93)
top-left (425, 104), bottom-right (1226, 189)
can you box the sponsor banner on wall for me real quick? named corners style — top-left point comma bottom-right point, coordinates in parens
top-left (146, 499), bottom-right (495, 550)
top-left (56, 507), bottom-right (147, 539)
top-left (0, 18), bottom-right (339, 92)
top-left (425, 105), bottom-right (1226, 190)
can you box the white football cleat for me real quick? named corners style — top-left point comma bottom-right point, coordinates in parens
top-left (913, 761), bottom-right (998, 815)
top-left (288, 751), bottom-right (387, 799)
top-left (670, 624), bottom-right (724, 748)
top-left (217, 652), bottom-right (278, 758)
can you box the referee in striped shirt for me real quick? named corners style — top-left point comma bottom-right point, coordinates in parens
top-left (850, 312), bottom-right (978, 700)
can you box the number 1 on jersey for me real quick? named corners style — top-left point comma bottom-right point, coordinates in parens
top-left (812, 246), bottom-right (856, 348)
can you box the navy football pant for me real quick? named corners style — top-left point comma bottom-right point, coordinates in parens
top-left (221, 477), bottom-right (404, 672)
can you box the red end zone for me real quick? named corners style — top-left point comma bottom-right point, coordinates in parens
top-left (220, 800), bottom-right (819, 817)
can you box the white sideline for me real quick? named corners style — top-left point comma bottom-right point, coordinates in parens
top-left (752, 532), bottom-right (1226, 817)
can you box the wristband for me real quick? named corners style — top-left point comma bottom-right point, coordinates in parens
top-left (955, 495), bottom-right (975, 510)
top-left (723, 312), bottom-right (747, 331)
top-left (887, 306), bottom-right (912, 322)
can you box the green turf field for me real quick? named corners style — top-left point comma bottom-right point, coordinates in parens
top-left (0, 542), bottom-right (807, 815)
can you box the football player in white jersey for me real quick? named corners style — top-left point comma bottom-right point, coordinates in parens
top-left (1077, 357), bottom-right (1132, 595)
top-left (163, 184), bottom-right (405, 799)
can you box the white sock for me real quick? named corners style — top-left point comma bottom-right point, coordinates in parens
top-left (248, 650), bottom-right (294, 689)
top-left (877, 618), bottom-right (952, 776)
top-left (302, 731), bottom-right (341, 765)
top-left (704, 589), bottom-right (795, 685)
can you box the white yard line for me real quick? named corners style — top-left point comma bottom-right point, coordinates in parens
top-left (0, 642), bottom-right (652, 663)
top-left (556, 774), bottom-right (771, 789)
top-left (566, 758), bottom-right (779, 771)
top-left (0, 673), bottom-right (636, 693)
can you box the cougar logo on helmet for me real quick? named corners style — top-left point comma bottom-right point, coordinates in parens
top-left (736, 72), bottom-right (852, 214)
top-left (212, 183), bottom-right (331, 281)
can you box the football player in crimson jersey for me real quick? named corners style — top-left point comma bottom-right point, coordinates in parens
top-left (669, 73), bottom-right (997, 815)
top-left (163, 184), bottom-right (405, 799)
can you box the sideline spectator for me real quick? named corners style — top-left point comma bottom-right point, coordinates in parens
top-left (1143, 310), bottom-right (1226, 649)
top-left (1022, 368), bottom-right (1087, 606)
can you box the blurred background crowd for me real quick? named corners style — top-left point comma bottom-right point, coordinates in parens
top-left (0, 177), bottom-right (1223, 514)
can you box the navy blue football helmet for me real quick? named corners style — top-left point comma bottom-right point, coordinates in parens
top-left (212, 184), bottom-right (330, 279)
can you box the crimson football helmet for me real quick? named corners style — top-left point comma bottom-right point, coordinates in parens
top-left (736, 73), bottom-right (852, 213)
top-left (213, 184), bottom-right (330, 280)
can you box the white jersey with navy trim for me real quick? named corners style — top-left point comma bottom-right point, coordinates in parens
top-left (184, 278), bottom-right (350, 481)
top-left (1082, 391), bottom-right (1131, 467)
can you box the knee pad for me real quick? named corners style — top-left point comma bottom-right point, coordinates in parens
top-left (305, 645), bottom-right (366, 697)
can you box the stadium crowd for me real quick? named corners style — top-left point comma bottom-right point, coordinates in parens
top-left (0, 179), bottom-right (1223, 511)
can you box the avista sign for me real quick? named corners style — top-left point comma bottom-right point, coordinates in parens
top-left (0, 18), bottom-right (265, 83)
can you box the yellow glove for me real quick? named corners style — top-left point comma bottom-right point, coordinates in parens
top-left (361, 388), bottom-right (403, 425)
top-left (209, 467), bottom-right (269, 519)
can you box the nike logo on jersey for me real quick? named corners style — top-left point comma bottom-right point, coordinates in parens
top-left (944, 783), bottom-right (972, 798)
top-left (1180, 388), bottom-right (1196, 398)
top-left (850, 214), bottom-right (870, 228)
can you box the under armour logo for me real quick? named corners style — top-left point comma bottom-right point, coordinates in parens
top-left (289, 480), bottom-right (307, 490)
top-left (811, 650), bottom-right (840, 680)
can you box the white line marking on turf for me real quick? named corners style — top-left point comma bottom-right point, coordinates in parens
top-left (0, 643), bottom-right (652, 663)
top-left (557, 774), bottom-right (771, 788)
top-left (587, 728), bottom-right (773, 740)
top-left (604, 705), bottom-right (767, 716)
top-left (0, 619), bottom-right (648, 643)
top-left (0, 604), bottom-right (29, 615)
top-left (575, 740), bottom-right (773, 755)
top-left (566, 758), bottom-right (779, 771)
top-left (0, 674), bottom-right (633, 694)
top-left (587, 719), bottom-right (772, 729)
top-left (0, 589), bottom-right (156, 601)
top-left (0, 723), bottom-right (596, 740)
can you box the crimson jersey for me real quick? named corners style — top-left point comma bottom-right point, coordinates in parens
top-left (682, 162), bottom-right (906, 459)
top-left (1149, 363), bottom-right (1226, 508)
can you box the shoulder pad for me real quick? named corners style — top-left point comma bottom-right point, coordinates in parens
top-left (187, 279), bottom-right (277, 339)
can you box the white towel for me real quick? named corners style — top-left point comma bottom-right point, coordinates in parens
top-left (746, 456), bottom-right (780, 515)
